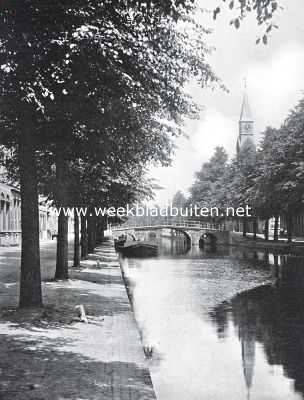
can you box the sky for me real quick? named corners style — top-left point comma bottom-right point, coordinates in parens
top-left (149, 0), bottom-right (304, 205)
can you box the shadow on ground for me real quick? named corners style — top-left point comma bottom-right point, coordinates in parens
top-left (0, 242), bottom-right (156, 399)
top-left (70, 269), bottom-right (124, 286)
top-left (0, 333), bottom-right (155, 400)
top-left (0, 276), bottom-right (131, 330)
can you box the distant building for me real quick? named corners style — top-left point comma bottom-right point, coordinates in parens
top-left (0, 181), bottom-right (64, 246)
top-left (234, 84), bottom-right (264, 234)
top-left (0, 182), bottom-right (21, 245)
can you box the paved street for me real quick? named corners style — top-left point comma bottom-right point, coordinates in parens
top-left (0, 240), bottom-right (156, 400)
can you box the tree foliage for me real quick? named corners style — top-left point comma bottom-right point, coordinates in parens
top-left (172, 190), bottom-right (187, 208)
top-left (214, 0), bottom-right (281, 43)
top-left (190, 146), bottom-right (228, 210)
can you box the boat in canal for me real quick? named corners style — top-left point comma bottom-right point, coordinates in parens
top-left (119, 241), bottom-right (158, 257)
top-left (114, 235), bottom-right (127, 250)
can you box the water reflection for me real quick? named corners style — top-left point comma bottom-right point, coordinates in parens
top-left (211, 257), bottom-right (304, 398)
top-left (158, 236), bottom-right (191, 257)
top-left (121, 238), bottom-right (304, 400)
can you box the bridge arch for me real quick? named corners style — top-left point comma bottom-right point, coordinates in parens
top-left (170, 228), bottom-right (191, 244)
top-left (126, 232), bottom-right (137, 241)
top-left (199, 232), bottom-right (217, 247)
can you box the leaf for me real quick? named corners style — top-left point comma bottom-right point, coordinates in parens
top-left (234, 18), bottom-right (240, 29)
top-left (262, 34), bottom-right (268, 45)
top-left (213, 7), bottom-right (220, 20)
top-left (266, 25), bottom-right (272, 33)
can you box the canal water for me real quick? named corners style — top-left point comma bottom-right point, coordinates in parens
top-left (120, 236), bottom-right (304, 400)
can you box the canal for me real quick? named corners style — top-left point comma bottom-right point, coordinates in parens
top-left (120, 236), bottom-right (304, 400)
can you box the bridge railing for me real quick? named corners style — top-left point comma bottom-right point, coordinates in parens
top-left (112, 219), bottom-right (226, 231)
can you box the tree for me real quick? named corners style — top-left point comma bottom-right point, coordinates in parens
top-left (172, 191), bottom-right (187, 208)
top-left (189, 143), bottom-right (257, 234)
top-left (255, 99), bottom-right (304, 242)
top-left (38, 0), bottom-right (218, 279)
top-left (18, 112), bottom-right (42, 307)
top-left (190, 146), bottom-right (228, 216)
top-left (253, 127), bottom-right (285, 240)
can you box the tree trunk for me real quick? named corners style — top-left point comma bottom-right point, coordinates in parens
top-left (54, 144), bottom-right (69, 280)
top-left (96, 216), bottom-right (106, 244)
top-left (287, 213), bottom-right (293, 244)
top-left (19, 128), bottom-right (42, 308)
top-left (253, 217), bottom-right (257, 240)
top-left (73, 211), bottom-right (80, 268)
top-left (264, 219), bottom-right (269, 241)
top-left (99, 226), bottom-right (105, 243)
top-left (93, 218), bottom-right (97, 248)
top-left (242, 218), bottom-right (247, 238)
top-left (81, 216), bottom-right (88, 259)
top-left (55, 213), bottom-right (69, 279)
top-left (87, 212), bottom-right (96, 254)
top-left (273, 215), bottom-right (279, 241)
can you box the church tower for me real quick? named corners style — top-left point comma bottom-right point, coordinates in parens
top-left (237, 82), bottom-right (255, 153)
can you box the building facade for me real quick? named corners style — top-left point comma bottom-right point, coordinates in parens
top-left (0, 181), bottom-right (60, 246)
top-left (0, 182), bottom-right (21, 245)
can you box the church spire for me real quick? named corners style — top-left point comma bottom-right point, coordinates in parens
top-left (241, 337), bottom-right (255, 400)
top-left (240, 79), bottom-right (253, 122)
top-left (236, 79), bottom-right (255, 153)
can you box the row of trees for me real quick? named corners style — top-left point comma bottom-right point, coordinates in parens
top-left (187, 97), bottom-right (304, 242)
top-left (0, 0), bottom-right (215, 308)
top-left (0, 0), bottom-right (282, 308)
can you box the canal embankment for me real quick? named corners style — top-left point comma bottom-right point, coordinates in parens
top-left (0, 240), bottom-right (156, 400)
top-left (231, 231), bottom-right (304, 254)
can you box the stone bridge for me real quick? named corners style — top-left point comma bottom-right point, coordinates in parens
top-left (112, 221), bottom-right (232, 246)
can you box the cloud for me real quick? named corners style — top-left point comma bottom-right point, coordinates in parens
top-left (242, 43), bottom-right (304, 133)
top-left (149, 109), bottom-right (237, 204)
top-left (190, 108), bottom-right (236, 158)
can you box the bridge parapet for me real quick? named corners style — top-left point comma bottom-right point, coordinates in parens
top-left (113, 220), bottom-right (226, 231)
top-left (113, 221), bottom-right (231, 246)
